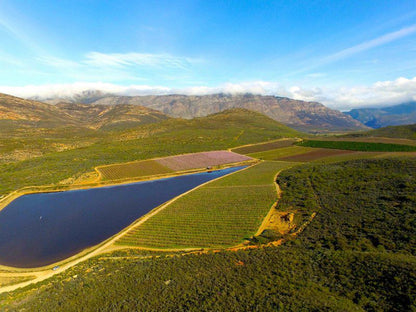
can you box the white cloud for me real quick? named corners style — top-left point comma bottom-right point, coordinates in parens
top-left (83, 52), bottom-right (198, 70)
top-left (323, 24), bottom-right (416, 64)
top-left (39, 52), bottom-right (200, 71)
top-left (292, 24), bottom-right (416, 75)
top-left (1, 77), bottom-right (416, 111)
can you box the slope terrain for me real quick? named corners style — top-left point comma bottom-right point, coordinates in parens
top-left (55, 102), bottom-right (168, 130)
top-left (346, 101), bottom-right (416, 128)
top-left (346, 123), bottom-right (416, 140)
top-left (0, 106), bottom-right (301, 197)
top-left (1, 157), bottom-right (415, 311)
top-left (41, 92), bottom-right (366, 132)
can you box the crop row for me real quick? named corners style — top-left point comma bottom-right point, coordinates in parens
top-left (156, 151), bottom-right (251, 171)
top-left (231, 138), bottom-right (297, 154)
top-left (97, 151), bottom-right (251, 180)
top-left (297, 140), bottom-right (416, 152)
top-left (97, 160), bottom-right (173, 180)
top-left (117, 161), bottom-right (293, 248)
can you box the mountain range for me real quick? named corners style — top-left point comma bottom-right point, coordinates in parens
top-left (35, 91), bottom-right (366, 132)
top-left (346, 101), bottom-right (416, 128)
top-left (0, 93), bottom-right (168, 130)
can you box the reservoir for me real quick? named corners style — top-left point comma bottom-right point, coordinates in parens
top-left (0, 166), bottom-right (244, 268)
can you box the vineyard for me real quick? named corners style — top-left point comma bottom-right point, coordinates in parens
top-left (97, 151), bottom-right (252, 180)
top-left (246, 146), bottom-right (313, 161)
top-left (97, 160), bottom-right (173, 180)
top-left (116, 161), bottom-right (295, 248)
top-left (156, 151), bottom-right (251, 171)
top-left (298, 139), bottom-right (416, 152)
top-left (231, 138), bottom-right (297, 154)
top-left (278, 148), bottom-right (356, 162)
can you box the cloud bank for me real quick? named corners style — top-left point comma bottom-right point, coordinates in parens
top-left (1, 77), bottom-right (416, 111)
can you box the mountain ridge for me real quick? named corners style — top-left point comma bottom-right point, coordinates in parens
top-left (37, 92), bottom-right (367, 132)
top-left (346, 101), bottom-right (416, 128)
top-left (0, 93), bottom-right (169, 130)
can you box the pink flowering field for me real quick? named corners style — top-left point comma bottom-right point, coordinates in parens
top-left (156, 151), bottom-right (252, 171)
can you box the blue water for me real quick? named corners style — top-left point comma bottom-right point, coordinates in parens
top-left (0, 166), bottom-right (245, 268)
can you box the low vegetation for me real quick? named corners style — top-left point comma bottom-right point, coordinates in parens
top-left (0, 276), bottom-right (35, 287)
top-left (231, 138), bottom-right (297, 154)
top-left (97, 160), bottom-right (173, 180)
top-left (277, 148), bottom-right (356, 162)
top-left (246, 146), bottom-right (313, 160)
top-left (2, 157), bottom-right (415, 311)
top-left (116, 161), bottom-right (295, 248)
top-left (298, 139), bottom-right (416, 151)
top-left (276, 157), bottom-right (416, 254)
top-left (0, 109), bottom-right (300, 197)
top-left (346, 123), bottom-right (416, 140)
top-left (156, 151), bottom-right (251, 171)
top-left (98, 151), bottom-right (252, 180)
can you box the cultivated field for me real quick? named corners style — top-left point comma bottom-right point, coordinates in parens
top-left (278, 148), bottom-right (356, 162)
top-left (116, 161), bottom-right (295, 248)
top-left (247, 146), bottom-right (313, 160)
top-left (97, 151), bottom-right (252, 180)
top-left (97, 160), bottom-right (173, 180)
top-left (231, 138), bottom-right (297, 154)
top-left (156, 151), bottom-right (252, 171)
top-left (298, 140), bottom-right (416, 152)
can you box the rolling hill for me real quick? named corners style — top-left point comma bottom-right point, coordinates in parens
top-left (55, 102), bottom-right (168, 130)
top-left (0, 93), bottom-right (169, 131)
top-left (0, 103), bottom-right (302, 196)
top-left (0, 93), bottom-right (77, 128)
top-left (345, 123), bottom-right (416, 140)
top-left (39, 92), bottom-right (367, 132)
top-left (346, 101), bottom-right (416, 128)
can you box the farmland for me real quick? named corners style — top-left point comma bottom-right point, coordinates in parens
top-left (2, 157), bottom-right (416, 311)
top-left (97, 151), bottom-right (252, 180)
top-left (116, 161), bottom-right (296, 248)
top-left (231, 138), bottom-right (297, 154)
top-left (298, 139), bottom-right (416, 152)
top-left (156, 151), bottom-right (251, 171)
top-left (97, 159), bottom-right (173, 180)
top-left (277, 148), bottom-right (356, 162)
top-left (0, 109), bottom-right (300, 198)
top-left (246, 146), bottom-right (314, 160)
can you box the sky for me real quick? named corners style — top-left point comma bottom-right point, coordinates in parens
top-left (0, 0), bottom-right (415, 110)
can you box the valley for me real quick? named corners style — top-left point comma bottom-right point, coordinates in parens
top-left (0, 92), bottom-right (415, 311)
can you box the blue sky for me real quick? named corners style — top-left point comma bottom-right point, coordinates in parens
top-left (0, 0), bottom-right (415, 109)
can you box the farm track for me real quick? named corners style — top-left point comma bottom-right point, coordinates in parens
top-left (0, 163), bottom-right (256, 294)
top-left (3, 139), bottom-right (410, 294)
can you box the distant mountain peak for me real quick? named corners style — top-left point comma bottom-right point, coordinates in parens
top-left (40, 92), bottom-right (364, 132)
top-left (346, 101), bottom-right (416, 128)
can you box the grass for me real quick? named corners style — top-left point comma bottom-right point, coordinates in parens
top-left (311, 151), bottom-right (383, 164)
top-left (277, 148), bottom-right (356, 162)
top-left (345, 123), bottom-right (416, 140)
top-left (0, 109), bottom-right (300, 197)
top-left (116, 161), bottom-right (295, 248)
top-left (0, 276), bottom-right (35, 287)
top-left (277, 157), bottom-right (416, 254)
top-left (298, 139), bottom-right (416, 152)
top-left (247, 146), bottom-right (313, 160)
top-left (231, 138), bottom-right (297, 154)
top-left (97, 160), bottom-right (173, 180)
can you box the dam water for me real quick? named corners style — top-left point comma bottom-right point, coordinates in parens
top-left (0, 166), bottom-right (244, 268)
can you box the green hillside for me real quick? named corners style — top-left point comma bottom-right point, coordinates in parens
top-left (347, 123), bottom-right (416, 140)
top-left (2, 157), bottom-right (415, 311)
top-left (0, 108), bottom-right (301, 197)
